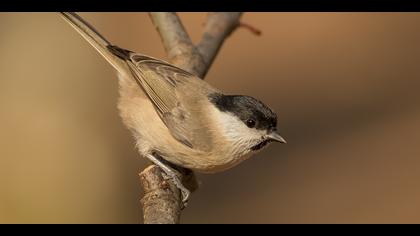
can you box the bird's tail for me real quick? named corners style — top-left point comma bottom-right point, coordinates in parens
top-left (59, 12), bottom-right (128, 75)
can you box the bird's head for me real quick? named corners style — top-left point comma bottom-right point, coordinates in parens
top-left (209, 93), bottom-right (286, 155)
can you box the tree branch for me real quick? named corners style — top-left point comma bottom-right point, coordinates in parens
top-left (148, 12), bottom-right (205, 77)
top-left (140, 165), bottom-right (181, 224)
top-left (197, 12), bottom-right (243, 77)
top-left (140, 12), bottom-right (243, 224)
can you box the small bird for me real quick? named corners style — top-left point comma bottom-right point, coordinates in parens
top-left (60, 12), bottom-right (286, 203)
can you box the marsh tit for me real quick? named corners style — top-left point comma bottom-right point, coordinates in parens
top-left (60, 12), bottom-right (286, 203)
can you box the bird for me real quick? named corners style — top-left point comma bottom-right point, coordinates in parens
top-left (59, 12), bottom-right (286, 204)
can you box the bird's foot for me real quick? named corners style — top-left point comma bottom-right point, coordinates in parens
top-left (161, 170), bottom-right (191, 207)
top-left (145, 153), bottom-right (191, 208)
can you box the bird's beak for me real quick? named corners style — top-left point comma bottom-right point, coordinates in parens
top-left (267, 131), bottom-right (287, 143)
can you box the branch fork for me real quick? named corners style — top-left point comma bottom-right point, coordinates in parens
top-left (141, 12), bottom-right (258, 224)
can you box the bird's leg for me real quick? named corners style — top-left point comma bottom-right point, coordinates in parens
top-left (145, 153), bottom-right (191, 206)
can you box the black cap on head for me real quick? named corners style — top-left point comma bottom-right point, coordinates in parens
top-left (209, 93), bottom-right (277, 131)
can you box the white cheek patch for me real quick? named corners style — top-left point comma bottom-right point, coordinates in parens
top-left (211, 107), bottom-right (265, 145)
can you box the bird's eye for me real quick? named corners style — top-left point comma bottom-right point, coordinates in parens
top-left (246, 119), bottom-right (256, 128)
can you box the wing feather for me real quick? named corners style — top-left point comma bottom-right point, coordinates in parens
top-left (124, 53), bottom-right (213, 150)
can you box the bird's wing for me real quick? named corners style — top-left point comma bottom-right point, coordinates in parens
top-left (60, 12), bottom-right (214, 151)
top-left (126, 52), bottom-right (215, 151)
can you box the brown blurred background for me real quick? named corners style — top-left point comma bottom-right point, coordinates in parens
top-left (1, 13), bottom-right (420, 223)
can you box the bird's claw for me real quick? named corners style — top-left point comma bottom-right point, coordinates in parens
top-left (162, 171), bottom-right (190, 207)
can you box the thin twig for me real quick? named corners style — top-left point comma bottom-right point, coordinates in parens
top-left (239, 22), bottom-right (262, 36)
top-left (141, 12), bottom-right (243, 224)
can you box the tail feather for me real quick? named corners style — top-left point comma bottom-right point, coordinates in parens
top-left (60, 12), bottom-right (128, 75)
